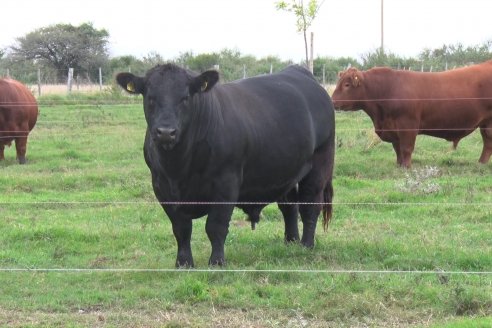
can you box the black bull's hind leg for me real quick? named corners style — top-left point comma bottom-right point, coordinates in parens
top-left (278, 187), bottom-right (300, 242)
top-left (299, 141), bottom-right (334, 248)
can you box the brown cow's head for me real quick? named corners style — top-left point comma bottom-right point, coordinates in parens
top-left (116, 64), bottom-right (219, 151)
top-left (331, 68), bottom-right (365, 111)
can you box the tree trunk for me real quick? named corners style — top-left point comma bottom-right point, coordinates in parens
top-left (303, 29), bottom-right (309, 68)
top-left (309, 32), bottom-right (314, 74)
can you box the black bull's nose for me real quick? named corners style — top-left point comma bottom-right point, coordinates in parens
top-left (155, 127), bottom-right (177, 144)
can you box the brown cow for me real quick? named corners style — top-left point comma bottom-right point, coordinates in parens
top-left (0, 78), bottom-right (38, 164)
top-left (332, 61), bottom-right (492, 167)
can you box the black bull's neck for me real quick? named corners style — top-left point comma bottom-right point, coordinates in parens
top-left (144, 91), bottom-right (220, 199)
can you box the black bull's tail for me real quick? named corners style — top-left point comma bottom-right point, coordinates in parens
top-left (322, 180), bottom-right (334, 231)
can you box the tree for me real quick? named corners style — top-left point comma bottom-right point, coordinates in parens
top-left (177, 51), bottom-right (220, 73)
top-left (276, 0), bottom-right (325, 71)
top-left (9, 22), bottom-right (109, 81)
top-left (313, 56), bottom-right (359, 84)
top-left (360, 48), bottom-right (420, 70)
top-left (142, 51), bottom-right (166, 68)
top-left (419, 41), bottom-right (492, 70)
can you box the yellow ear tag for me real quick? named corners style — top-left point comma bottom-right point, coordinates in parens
top-left (127, 82), bottom-right (135, 92)
top-left (200, 81), bottom-right (208, 92)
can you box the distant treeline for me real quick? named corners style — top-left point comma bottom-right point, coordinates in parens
top-left (2, 42), bottom-right (492, 86)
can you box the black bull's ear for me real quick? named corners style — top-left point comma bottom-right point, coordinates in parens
top-left (116, 72), bottom-right (145, 94)
top-left (189, 70), bottom-right (219, 95)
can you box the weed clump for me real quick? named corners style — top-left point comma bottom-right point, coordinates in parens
top-left (396, 166), bottom-right (441, 194)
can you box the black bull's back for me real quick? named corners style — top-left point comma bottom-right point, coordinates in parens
top-left (118, 64), bottom-right (335, 267)
top-left (219, 67), bottom-right (334, 202)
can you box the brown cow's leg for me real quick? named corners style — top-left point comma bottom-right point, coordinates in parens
top-left (0, 144), bottom-right (4, 161)
top-left (478, 124), bottom-right (492, 164)
top-left (15, 136), bottom-right (28, 164)
top-left (398, 132), bottom-right (417, 168)
top-left (391, 141), bottom-right (402, 166)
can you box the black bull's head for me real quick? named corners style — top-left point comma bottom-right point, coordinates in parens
top-left (116, 64), bottom-right (219, 150)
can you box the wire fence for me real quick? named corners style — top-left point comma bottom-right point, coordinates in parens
top-left (1, 98), bottom-right (491, 276)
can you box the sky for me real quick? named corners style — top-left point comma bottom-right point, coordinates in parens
top-left (1, 0), bottom-right (492, 63)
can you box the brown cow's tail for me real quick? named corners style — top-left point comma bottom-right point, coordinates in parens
top-left (322, 181), bottom-right (334, 231)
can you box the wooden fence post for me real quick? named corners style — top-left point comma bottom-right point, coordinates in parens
top-left (99, 67), bottom-right (103, 91)
top-left (67, 68), bottom-right (74, 93)
top-left (37, 68), bottom-right (41, 97)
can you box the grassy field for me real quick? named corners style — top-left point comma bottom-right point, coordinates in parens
top-left (0, 93), bottom-right (491, 327)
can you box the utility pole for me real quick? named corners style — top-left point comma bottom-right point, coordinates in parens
top-left (381, 0), bottom-right (384, 52)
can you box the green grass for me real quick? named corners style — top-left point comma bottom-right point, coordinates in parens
top-left (0, 97), bottom-right (491, 327)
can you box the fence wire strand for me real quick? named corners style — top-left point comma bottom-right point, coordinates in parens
top-left (0, 268), bottom-right (490, 275)
top-left (0, 201), bottom-right (491, 206)
top-left (3, 127), bottom-right (492, 137)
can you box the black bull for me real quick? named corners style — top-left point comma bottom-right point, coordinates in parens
top-left (116, 64), bottom-right (335, 267)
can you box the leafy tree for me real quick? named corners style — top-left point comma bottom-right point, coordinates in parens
top-left (142, 51), bottom-right (166, 68)
top-left (250, 55), bottom-right (291, 77)
top-left (0, 51), bottom-right (41, 82)
top-left (218, 48), bottom-right (251, 81)
top-left (109, 55), bottom-right (147, 78)
top-left (419, 41), bottom-right (492, 70)
top-left (360, 48), bottom-right (419, 70)
top-left (9, 22), bottom-right (109, 81)
top-left (313, 56), bottom-right (359, 83)
top-left (179, 51), bottom-right (220, 73)
top-left (276, 0), bottom-right (325, 71)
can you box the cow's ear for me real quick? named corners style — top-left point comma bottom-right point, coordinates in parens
top-left (116, 72), bottom-right (145, 95)
top-left (352, 71), bottom-right (362, 87)
top-left (189, 70), bottom-right (219, 95)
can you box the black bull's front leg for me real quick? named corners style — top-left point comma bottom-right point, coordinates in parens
top-left (205, 204), bottom-right (235, 266)
top-left (170, 216), bottom-right (194, 268)
top-left (167, 172), bottom-right (239, 267)
top-left (163, 205), bottom-right (195, 268)
top-left (205, 172), bottom-right (240, 266)
top-left (167, 203), bottom-right (234, 268)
